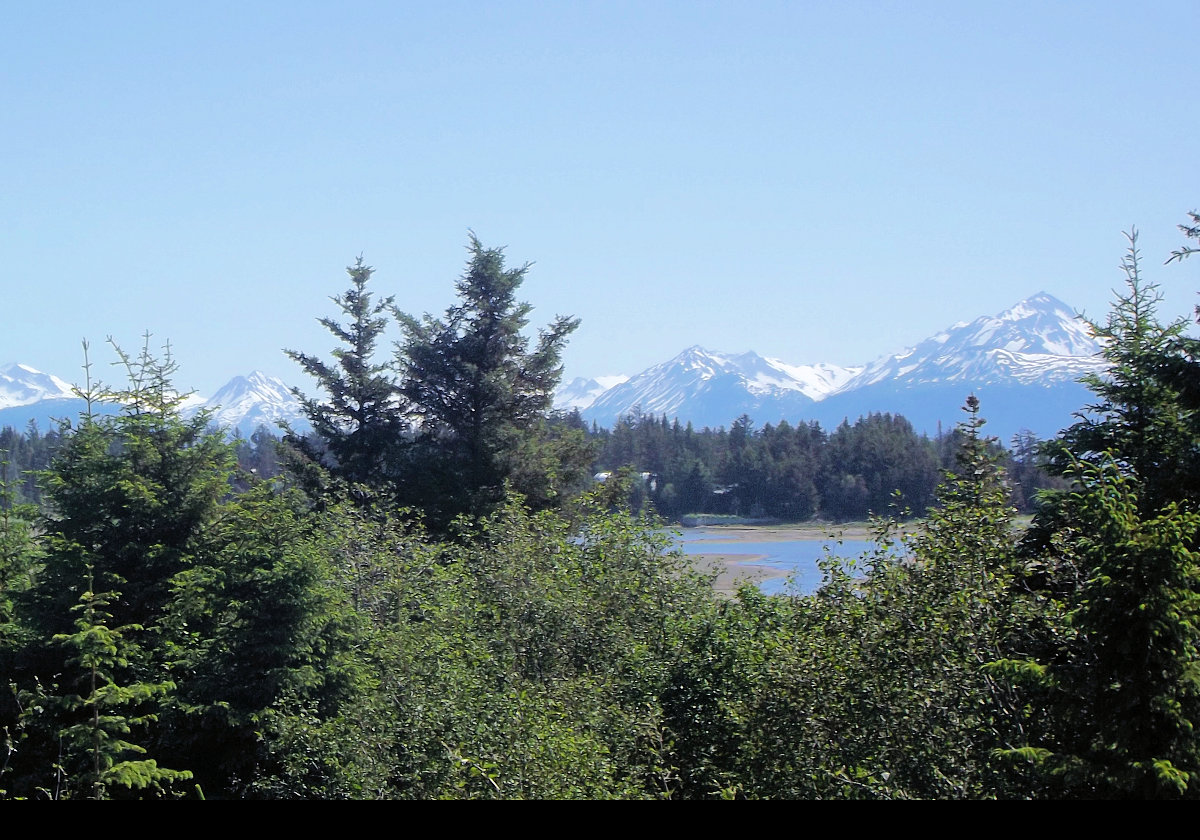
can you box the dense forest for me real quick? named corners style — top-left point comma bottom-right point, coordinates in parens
top-left (2, 217), bottom-right (1199, 798)
top-left (589, 409), bottom-right (1059, 521)
top-left (0, 392), bottom-right (1057, 525)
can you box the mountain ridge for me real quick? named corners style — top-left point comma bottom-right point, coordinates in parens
top-left (567, 292), bottom-right (1106, 441)
top-left (0, 292), bottom-right (1106, 443)
top-left (0, 365), bottom-right (309, 437)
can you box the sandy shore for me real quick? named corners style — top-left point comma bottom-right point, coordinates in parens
top-left (689, 552), bottom-right (786, 594)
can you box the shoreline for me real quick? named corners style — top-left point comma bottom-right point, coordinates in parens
top-left (679, 521), bottom-right (902, 543)
top-left (688, 552), bottom-right (790, 594)
top-left (679, 521), bottom-right (903, 594)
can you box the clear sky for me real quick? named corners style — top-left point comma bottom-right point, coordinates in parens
top-left (2, 1), bottom-right (1197, 396)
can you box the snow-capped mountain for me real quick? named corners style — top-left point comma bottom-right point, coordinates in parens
top-left (0, 366), bottom-right (310, 437)
top-left (0, 363), bottom-right (77, 409)
top-left (0, 363), bottom-right (96, 430)
top-left (583, 347), bottom-right (861, 430)
top-left (555, 375), bottom-right (630, 412)
top-left (837, 292), bottom-right (1104, 391)
top-left (0, 292), bottom-right (1108, 444)
top-left (186, 371), bottom-right (309, 437)
top-left (577, 292), bottom-right (1106, 441)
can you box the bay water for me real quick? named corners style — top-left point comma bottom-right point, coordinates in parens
top-left (674, 528), bottom-right (882, 596)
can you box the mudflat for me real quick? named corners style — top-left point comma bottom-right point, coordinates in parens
top-left (688, 552), bottom-right (783, 593)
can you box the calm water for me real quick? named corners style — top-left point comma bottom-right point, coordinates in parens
top-left (674, 528), bottom-right (882, 596)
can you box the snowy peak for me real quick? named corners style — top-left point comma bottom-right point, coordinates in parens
top-left (842, 292), bottom-right (1105, 390)
top-left (576, 292), bottom-right (1105, 436)
top-left (208, 371), bottom-right (295, 408)
top-left (641, 347), bottom-right (857, 401)
top-left (555, 375), bottom-right (629, 412)
top-left (764, 358), bottom-right (863, 398)
top-left (584, 346), bottom-right (860, 429)
top-left (189, 371), bottom-right (309, 436)
top-left (948, 291), bottom-right (1098, 356)
top-left (0, 362), bottom-right (77, 409)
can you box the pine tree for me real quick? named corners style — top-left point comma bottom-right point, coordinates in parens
top-left (1013, 226), bottom-right (1200, 798)
top-left (1048, 230), bottom-right (1200, 514)
top-left (286, 257), bottom-right (405, 489)
top-left (28, 566), bottom-right (191, 799)
top-left (394, 234), bottom-right (581, 525)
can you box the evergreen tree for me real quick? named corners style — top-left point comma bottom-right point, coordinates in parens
top-left (2, 338), bottom-right (375, 798)
top-left (25, 566), bottom-right (191, 799)
top-left (1166, 209), bottom-right (1200, 266)
top-left (26, 338), bottom-right (233, 648)
top-left (286, 257), bottom-right (405, 489)
top-left (2, 339), bottom-right (234, 796)
top-left (1013, 225), bottom-right (1200, 798)
top-left (1028, 461), bottom-right (1200, 797)
top-left (713, 398), bottom-right (1046, 798)
top-left (1047, 230), bottom-right (1200, 514)
top-left (394, 234), bottom-right (581, 526)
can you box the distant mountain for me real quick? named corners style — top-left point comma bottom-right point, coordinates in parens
top-left (555, 375), bottom-right (630, 412)
top-left (0, 363), bottom-right (76, 409)
top-left (837, 292), bottom-right (1102, 391)
top-left (185, 371), bottom-right (310, 437)
top-left (0, 292), bottom-right (1107, 445)
top-left (575, 293), bottom-right (1107, 442)
top-left (583, 346), bottom-right (861, 430)
top-left (0, 363), bottom-right (94, 431)
top-left (812, 292), bottom-right (1105, 440)
top-left (0, 365), bottom-right (309, 438)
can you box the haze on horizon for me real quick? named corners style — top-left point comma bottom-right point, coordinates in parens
top-left (2, 2), bottom-right (1196, 397)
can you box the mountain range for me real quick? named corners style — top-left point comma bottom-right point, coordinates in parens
top-left (0, 364), bottom-right (310, 438)
top-left (0, 292), bottom-right (1107, 445)
top-left (561, 292), bottom-right (1108, 442)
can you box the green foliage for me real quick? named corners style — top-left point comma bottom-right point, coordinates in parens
top-left (1046, 231), bottom-right (1200, 514)
top-left (1013, 221), bottom-right (1200, 798)
top-left (159, 485), bottom-right (370, 797)
top-left (287, 257), bottom-right (405, 489)
top-left (1023, 461), bottom-right (1200, 797)
top-left (14, 220), bottom-right (1200, 799)
top-left (29, 338), bottom-right (234, 644)
top-left (394, 234), bottom-right (581, 527)
top-left (4, 338), bottom-right (369, 799)
top-left (821, 413), bottom-right (940, 520)
top-left (1166, 209), bottom-right (1200, 265)
top-left (26, 566), bottom-right (191, 799)
top-left (712, 398), bottom-right (1055, 799)
top-left (319, 490), bottom-right (721, 799)
top-left (0, 454), bottom-right (39, 647)
top-left (594, 409), bottom-right (944, 522)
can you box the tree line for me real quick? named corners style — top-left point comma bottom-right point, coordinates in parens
top-left (0, 217), bottom-right (1198, 798)
top-left (589, 408), bottom-right (1061, 521)
top-left (0, 402), bottom-right (1059, 525)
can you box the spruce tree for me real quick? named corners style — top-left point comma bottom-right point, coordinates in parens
top-left (30, 566), bottom-right (191, 799)
top-left (286, 257), bottom-right (405, 489)
top-left (1036, 462), bottom-right (1200, 797)
top-left (1, 339), bottom-right (234, 797)
top-left (27, 338), bottom-right (233, 649)
top-left (394, 234), bottom-right (581, 525)
top-left (1047, 230), bottom-right (1200, 514)
top-left (1014, 227), bottom-right (1200, 797)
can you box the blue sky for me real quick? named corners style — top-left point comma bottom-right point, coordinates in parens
top-left (2, 1), bottom-right (1197, 396)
